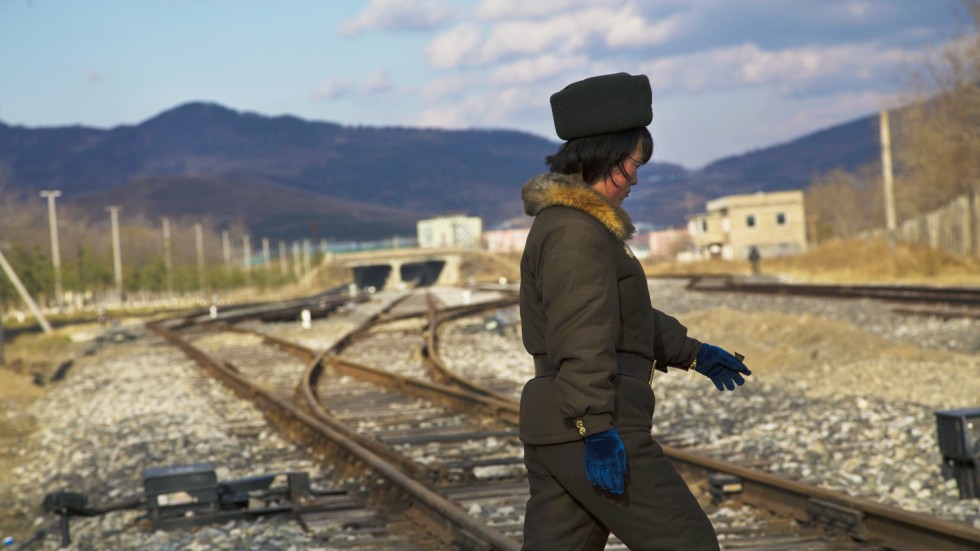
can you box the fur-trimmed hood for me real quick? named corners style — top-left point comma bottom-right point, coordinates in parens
top-left (521, 172), bottom-right (635, 241)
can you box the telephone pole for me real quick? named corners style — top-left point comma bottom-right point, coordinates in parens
top-left (195, 223), bottom-right (206, 292)
top-left (879, 109), bottom-right (897, 233)
top-left (242, 234), bottom-right (252, 289)
top-left (40, 190), bottom-right (64, 311)
top-left (279, 241), bottom-right (288, 275)
top-left (162, 217), bottom-right (174, 295)
top-left (106, 206), bottom-right (123, 301)
top-left (222, 230), bottom-right (231, 269)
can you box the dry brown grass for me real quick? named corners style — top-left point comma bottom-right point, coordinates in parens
top-left (460, 251), bottom-right (522, 283)
top-left (645, 238), bottom-right (980, 286)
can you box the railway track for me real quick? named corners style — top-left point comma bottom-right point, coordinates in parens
top-left (685, 275), bottom-right (980, 319)
top-left (150, 286), bottom-right (980, 550)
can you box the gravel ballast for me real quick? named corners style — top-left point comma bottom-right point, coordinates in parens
top-left (2, 281), bottom-right (977, 549)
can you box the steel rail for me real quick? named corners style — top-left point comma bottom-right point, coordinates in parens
top-left (422, 295), bottom-right (523, 405)
top-left (665, 447), bottom-right (980, 551)
top-left (687, 276), bottom-right (980, 308)
top-left (169, 287), bottom-right (980, 550)
top-left (419, 291), bottom-right (980, 551)
top-left (148, 315), bottom-right (521, 551)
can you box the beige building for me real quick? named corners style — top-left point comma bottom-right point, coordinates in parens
top-left (417, 215), bottom-right (483, 249)
top-left (687, 190), bottom-right (807, 260)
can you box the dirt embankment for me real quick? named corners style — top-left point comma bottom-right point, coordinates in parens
top-left (680, 307), bottom-right (979, 408)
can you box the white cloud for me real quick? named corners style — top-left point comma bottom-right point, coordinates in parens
top-left (420, 74), bottom-right (470, 102)
top-left (312, 78), bottom-right (353, 101)
top-left (425, 4), bottom-right (687, 70)
top-left (414, 84), bottom-right (543, 130)
top-left (642, 41), bottom-right (910, 98)
top-left (363, 70), bottom-right (393, 94)
top-left (473, 0), bottom-right (598, 21)
top-left (426, 23), bottom-right (484, 69)
top-left (488, 54), bottom-right (588, 85)
top-left (339, 0), bottom-right (457, 36)
top-left (605, 9), bottom-right (687, 48)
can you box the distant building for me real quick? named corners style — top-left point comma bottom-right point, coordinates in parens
top-left (417, 215), bottom-right (483, 249)
top-left (687, 190), bottom-right (807, 260)
top-left (645, 227), bottom-right (691, 259)
top-left (483, 228), bottom-right (529, 253)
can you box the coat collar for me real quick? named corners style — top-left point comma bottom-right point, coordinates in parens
top-left (521, 172), bottom-right (635, 241)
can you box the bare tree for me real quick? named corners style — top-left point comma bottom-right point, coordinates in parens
top-left (893, 1), bottom-right (980, 216)
top-left (805, 167), bottom-right (883, 239)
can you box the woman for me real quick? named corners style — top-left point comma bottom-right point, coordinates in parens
top-left (519, 72), bottom-right (751, 550)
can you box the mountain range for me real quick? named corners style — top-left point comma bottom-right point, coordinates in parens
top-left (0, 102), bottom-right (882, 240)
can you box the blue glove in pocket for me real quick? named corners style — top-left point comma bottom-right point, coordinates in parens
top-left (583, 427), bottom-right (628, 494)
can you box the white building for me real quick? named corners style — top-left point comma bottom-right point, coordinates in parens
top-left (417, 215), bottom-right (483, 249)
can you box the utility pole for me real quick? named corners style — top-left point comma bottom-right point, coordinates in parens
top-left (879, 109), bottom-right (897, 233)
top-left (279, 240), bottom-right (288, 276)
top-left (106, 206), bottom-right (123, 302)
top-left (162, 217), bottom-right (174, 296)
top-left (261, 238), bottom-right (270, 270)
top-left (195, 223), bottom-right (206, 292)
top-left (302, 239), bottom-right (312, 279)
top-left (40, 190), bottom-right (64, 311)
top-left (222, 230), bottom-right (231, 269)
top-left (292, 241), bottom-right (302, 280)
top-left (242, 234), bottom-right (252, 290)
top-left (0, 248), bottom-right (52, 333)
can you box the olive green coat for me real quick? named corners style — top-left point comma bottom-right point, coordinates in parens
top-left (519, 172), bottom-right (701, 445)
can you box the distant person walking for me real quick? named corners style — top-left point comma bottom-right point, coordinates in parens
top-left (518, 72), bottom-right (752, 550)
top-left (749, 246), bottom-right (762, 274)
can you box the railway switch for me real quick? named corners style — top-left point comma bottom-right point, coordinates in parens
top-left (934, 407), bottom-right (980, 499)
top-left (37, 463), bottom-right (322, 547)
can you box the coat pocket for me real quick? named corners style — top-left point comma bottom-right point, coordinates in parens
top-left (611, 374), bottom-right (655, 435)
top-left (519, 376), bottom-right (579, 445)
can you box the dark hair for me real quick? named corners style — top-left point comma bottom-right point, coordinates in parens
top-left (546, 127), bottom-right (653, 184)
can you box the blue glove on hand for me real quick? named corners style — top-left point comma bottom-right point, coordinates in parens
top-left (695, 344), bottom-right (752, 391)
top-left (583, 427), bottom-right (628, 494)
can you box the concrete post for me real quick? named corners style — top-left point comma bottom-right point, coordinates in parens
top-left (383, 260), bottom-right (404, 290)
top-left (162, 217), bottom-right (174, 295)
top-left (279, 240), bottom-right (288, 275)
top-left (40, 190), bottom-right (63, 311)
top-left (879, 110), bottom-right (897, 233)
top-left (106, 206), bottom-right (123, 302)
top-left (195, 223), bottom-right (206, 292)
top-left (435, 254), bottom-right (462, 286)
top-left (222, 230), bottom-right (231, 269)
top-left (243, 234), bottom-right (252, 289)
top-left (0, 249), bottom-right (52, 333)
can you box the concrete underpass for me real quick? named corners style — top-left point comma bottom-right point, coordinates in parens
top-left (352, 260), bottom-right (446, 289)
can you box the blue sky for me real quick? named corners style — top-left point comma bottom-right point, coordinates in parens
top-left (0, 0), bottom-right (972, 168)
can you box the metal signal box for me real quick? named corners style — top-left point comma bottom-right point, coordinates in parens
top-left (143, 463), bottom-right (219, 519)
top-left (935, 407), bottom-right (980, 499)
top-left (935, 407), bottom-right (980, 461)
